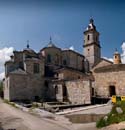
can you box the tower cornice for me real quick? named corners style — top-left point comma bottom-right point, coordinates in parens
top-left (84, 29), bottom-right (99, 35)
top-left (83, 42), bottom-right (101, 48)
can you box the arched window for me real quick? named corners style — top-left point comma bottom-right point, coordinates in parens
top-left (92, 87), bottom-right (94, 96)
top-left (19, 61), bottom-right (24, 70)
top-left (45, 81), bottom-right (48, 87)
top-left (47, 54), bottom-right (51, 63)
top-left (63, 59), bottom-right (67, 65)
top-left (63, 85), bottom-right (68, 101)
top-left (55, 54), bottom-right (59, 64)
top-left (55, 85), bottom-right (58, 94)
top-left (87, 35), bottom-right (90, 40)
top-left (82, 59), bottom-right (85, 72)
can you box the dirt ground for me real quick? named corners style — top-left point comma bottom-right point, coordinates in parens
top-left (100, 122), bottom-right (125, 130)
top-left (1, 98), bottom-right (123, 130)
top-left (0, 99), bottom-right (73, 130)
top-left (0, 99), bottom-right (98, 130)
top-left (72, 123), bottom-right (98, 130)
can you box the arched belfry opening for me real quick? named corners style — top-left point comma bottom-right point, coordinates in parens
top-left (109, 85), bottom-right (116, 96)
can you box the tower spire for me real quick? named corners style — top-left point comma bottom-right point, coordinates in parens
top-left (113, 48), bottom-right (121, 64)
top-left (115, 48), bottom-right (117, 51)
top-left (90, 18), bottom-right (94, 24)
top-left (50, 36), bottom-right (52, 44)
top-left (27, 40), bottom-right (30, 48)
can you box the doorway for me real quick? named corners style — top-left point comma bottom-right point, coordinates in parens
top-left (63, 85), bottom-right (68, 102)
top-left (109, 86), bottom-right (116, 96)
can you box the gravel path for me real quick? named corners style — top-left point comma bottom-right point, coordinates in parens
top-left (66, 104), bottom-right (112, 115)
top-left (0, 99), bottom-right (72, 130)
top-left (0, 99), bottom-right (114, 130)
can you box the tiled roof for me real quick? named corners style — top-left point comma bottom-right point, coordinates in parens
top-left (94, 64), bottom-right (125, 73)
top-left (10, 69), bottom-right (27, 75)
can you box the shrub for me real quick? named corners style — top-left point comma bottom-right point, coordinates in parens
top-left (96, 101), bottom-right (125, 128)
top-left (96, 117), bottom-right (107, 128)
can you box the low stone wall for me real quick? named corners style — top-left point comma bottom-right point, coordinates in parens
top-left (66, 114), bottom-right (105, 123)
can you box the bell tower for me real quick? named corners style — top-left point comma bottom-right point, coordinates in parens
top-left (83, 18), bottom-right (101, 69)
top-left (113, 49), bottom-right (121, 64)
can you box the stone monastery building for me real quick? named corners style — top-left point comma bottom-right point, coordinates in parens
top-left (3, 19), bottom-right (125, 104)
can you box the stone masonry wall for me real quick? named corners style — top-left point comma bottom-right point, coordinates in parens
top-left (41, 47), bottom-right (61, 65)
top-left (65, 80), bottom-right (91, 104)
top-left (5, 74), bottom-right (44, 101)
top-left (3, 77), bottom-right (10, 100)
top-left (58, 69), bottom-right (85, 80)
top-left (94, 71), bottom-right (125, 97)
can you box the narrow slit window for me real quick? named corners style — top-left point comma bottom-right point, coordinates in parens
top-left (87, 35), bottom-right (90, 40)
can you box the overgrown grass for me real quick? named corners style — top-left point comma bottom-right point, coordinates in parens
top-left (96, 101), bottom-right (125, 128)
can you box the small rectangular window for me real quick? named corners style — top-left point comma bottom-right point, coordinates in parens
top-left (19, 61), bottom-right (24, 70)
top-left (34, 63), bottom-right (40, 73)
top-left (63, 60), bottom-right (67, 65)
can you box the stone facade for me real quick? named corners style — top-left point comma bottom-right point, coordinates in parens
top-left (3, 43), bottom-right (91, 104)
top-left (4, 73), bottom-right (44, 101)
top-left (93, 64), bottom-right (125, 97)
top-left (4, 47), bottom-right (45, 101)
top-left (2, 18), bottom-right (105, 104)
top-left (47, 68), bottom-right (92, 104)
top-left (65, 80), bottom-right (91, 104)
top-left (40, 45), bottom-right (85, 72)
top-left (48, 79), bottom-right (92, 104)
top-left (55, 68), bottom-right (86, 80)
top-left (61, 50), bottom-right (84, 71)
top-left (4, 18), bottom-right (125, 105)
top-left (83, 19), bottom-right (101, 69)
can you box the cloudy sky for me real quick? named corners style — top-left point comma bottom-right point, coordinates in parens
top-left (0, 0), bottom-right (125, 79)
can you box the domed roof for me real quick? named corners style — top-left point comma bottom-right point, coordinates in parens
top-left (40, 37), bottom-right (61, 52)
top-left (23, 44), bottom-right (35, 53)
top-left (47, 43), bottom-right (56, 48)
top-left (46, 37), bottom-right (57, 48)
